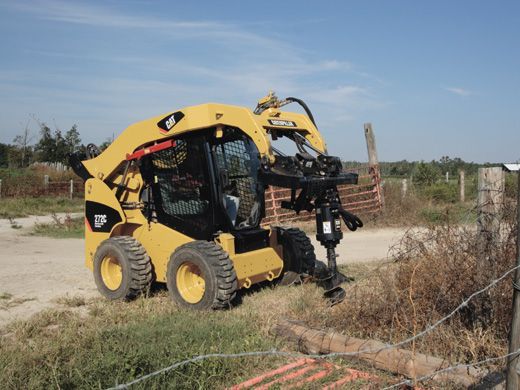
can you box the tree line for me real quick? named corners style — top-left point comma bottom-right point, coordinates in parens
top-left (0, 119), bottom-right (111, 168)
top-left (1, 120), bottom-right (496, 178)
top-left (344, 157), bottom-right (498, 183)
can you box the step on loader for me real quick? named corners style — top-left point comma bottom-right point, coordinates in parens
top-left (70, 92), bottom-right (363, 309)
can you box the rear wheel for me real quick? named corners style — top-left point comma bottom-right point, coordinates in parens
top-left (93, 236), bottom-right (152, 300)
top-left (278, 227), bottom-right (317, 285)
top-left (167, 241), bottom-right (237, 310)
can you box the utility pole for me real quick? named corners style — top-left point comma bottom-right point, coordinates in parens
top-left (506, 165), bottom-right (520, 390)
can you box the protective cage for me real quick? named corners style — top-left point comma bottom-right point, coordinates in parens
top-left (213, 128), bottom-right (264, 229)
top-left (140, 128), bottom-right (266, 240)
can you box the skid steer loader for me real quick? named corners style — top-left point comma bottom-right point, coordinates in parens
top-left (70, 92), bottom-right (363, 309)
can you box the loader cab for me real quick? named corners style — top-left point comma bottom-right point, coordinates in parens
top-left (140, 127), bottom-right (266, 245)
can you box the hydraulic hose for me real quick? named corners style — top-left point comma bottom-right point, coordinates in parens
top-left (338, 207), bottom-right (364, 231)
top-left (285, 97), bottom-right (317, 127)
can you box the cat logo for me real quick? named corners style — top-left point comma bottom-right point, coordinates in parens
top-left (165, 115), bottom-right (177, 130)
top-left (157, 111), bottom-right (185, 133)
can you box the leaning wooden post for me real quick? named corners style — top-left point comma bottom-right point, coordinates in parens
top-left (69, 179), bottom-right (74, 199)
top-left (364, 123), bottom-right (378, 167)
top-left (459, 170), bottom-right (465, 203)
top-left (506, 167), bottom-right (520, 390)
top-left (364, 123), bottom-right (384, 207)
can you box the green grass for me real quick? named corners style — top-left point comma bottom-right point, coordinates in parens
top-left (0, 197), bottom-right (84, 219)
top-left (0, 290), bottom-right (292, 390)
top-left (31, 215), bottom-right (84, 239)
top-left (418, 203), bottom-right (477, 225)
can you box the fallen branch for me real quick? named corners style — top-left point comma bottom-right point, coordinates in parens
top-left (270, 319), bottom-right (485, 387)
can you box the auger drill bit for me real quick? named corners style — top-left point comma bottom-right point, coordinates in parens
top-left (313, 189), bottom-right (362, 305)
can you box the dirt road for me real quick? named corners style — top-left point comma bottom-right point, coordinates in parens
top-left (0, 214), bottom-right (97, 327)
top-left (311, 227), bottom-right (405, 264)
top-left (0, 216), bottom-right (405, 327)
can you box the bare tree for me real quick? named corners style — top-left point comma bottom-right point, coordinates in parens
top-left (12, 117), bottom-right (34, 167)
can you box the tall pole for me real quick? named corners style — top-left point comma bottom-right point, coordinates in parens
top-left (506, 170), bottom-right (520, 390)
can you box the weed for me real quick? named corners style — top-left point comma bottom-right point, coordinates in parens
top-left (0, 292), bottom-right (13, 300)
top-left (8, 217), bottom-right (21, 229)
top-left (31, 214), bottom-right (84, 238)
top-left (54, 295), bottom-right (87, 307)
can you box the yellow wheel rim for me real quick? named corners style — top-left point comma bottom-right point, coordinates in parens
top-left (100, 255), bottom-right (123, 291)
top-left (176, 262), bottom-right (205, 304)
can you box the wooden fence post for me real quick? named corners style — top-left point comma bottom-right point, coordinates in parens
top-left (401, 179), bottom-right (408, 199)
top-left (70, 179), bottom-right (74, 199)
top-left (364, 123), bottom-right (379, 167)
top-left (459, 170), bottom-right (465, 202)
top-left (477, 167), bottom-right (505, 240)
top-left (364, 123), bottom-right (384, 207)
top-left (43, 174), bottom-right (49, 189)
top-left (506, 169), bottom-right (520, 390)
top-left (0, 179), bottom-right (2, 199)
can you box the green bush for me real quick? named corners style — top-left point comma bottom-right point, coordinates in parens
top-left (420, 183), bottom-right (458, 203)
top-left (413, 162), bottom-right (440, 187)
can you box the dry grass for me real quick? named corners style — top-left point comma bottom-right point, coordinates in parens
top-left (292, 204), bottom-right (517, 372)
top-left (53, 295), bottom-right (87, 307)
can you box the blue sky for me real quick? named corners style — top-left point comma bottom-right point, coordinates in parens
top-left (0, 0), bottom-right (518, 162)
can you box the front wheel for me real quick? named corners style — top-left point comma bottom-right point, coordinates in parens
top-left (166, 241), bottom-right (237, 310)
top-left (93, 236), bottom-right (152, 300)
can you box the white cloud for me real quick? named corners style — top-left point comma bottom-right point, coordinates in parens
top-left (444, 86), bottom-right (472, 96)
top-left (0, 0), bottom-right (384, 158)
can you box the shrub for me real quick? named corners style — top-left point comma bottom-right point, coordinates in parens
top-left (413, 162), bottom-right (440, 187)
top-left (420, 182), bottom-right (458, 203)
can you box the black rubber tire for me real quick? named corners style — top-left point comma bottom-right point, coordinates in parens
top-left (166, 241), bottom-right (238, 310)
top-left (93, 236), bottom-right (152, 300)
top-left (278, 228), bottom-right (317, 284)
